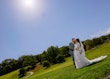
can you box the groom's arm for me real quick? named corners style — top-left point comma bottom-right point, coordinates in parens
top-left (69, 43), bottom-right (74, 50)
top-left (69, 43), bottom-right (74, 54)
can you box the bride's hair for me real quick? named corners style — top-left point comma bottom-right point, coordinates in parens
top-left (76, 38), bottom-right (81, 46)
top-left (76, 38), bottom-right (80, 43)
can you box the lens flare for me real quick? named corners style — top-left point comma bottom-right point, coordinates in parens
top-left (23, 0), bottom-right (35, 8)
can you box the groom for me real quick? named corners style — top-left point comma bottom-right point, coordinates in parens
top-left (69, 38), bottom-right (76, 67)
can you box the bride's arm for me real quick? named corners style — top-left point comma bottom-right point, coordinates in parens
top-left (75, 43), bottom-right (80, 50)
top-left (76, 43), bottom-right (82, 54)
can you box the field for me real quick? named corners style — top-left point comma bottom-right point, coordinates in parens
top-left (0, 43), bottom-right (110, 79)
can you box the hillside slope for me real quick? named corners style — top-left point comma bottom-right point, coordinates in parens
top-left (0, 43), bottom-right (110, 79)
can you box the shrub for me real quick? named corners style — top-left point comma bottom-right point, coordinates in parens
top-left (18, 68), bottom-right (26, 78)
top-left (42, 61), bottom-right (50, 68)
top-left (31, 63), bottom-right (36, 69)
top-left (56, 55), bottom-right (65, 63)
top-left (26, 66), bottom-right (32, 71)
top-left (26, 64), bottom-right (36, 71)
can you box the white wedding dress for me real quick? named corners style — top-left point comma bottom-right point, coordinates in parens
top-left (74, 42), bottom-right (107, 69)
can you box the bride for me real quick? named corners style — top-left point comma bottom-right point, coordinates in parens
top-left (73, 38), bottom-right (107, 69)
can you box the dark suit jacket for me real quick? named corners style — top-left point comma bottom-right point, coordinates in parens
top-left (69, 42), bottom-right (74, 58)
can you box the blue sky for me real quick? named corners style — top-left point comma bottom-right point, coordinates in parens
top-left (0, 0), bottom-right (110, 62)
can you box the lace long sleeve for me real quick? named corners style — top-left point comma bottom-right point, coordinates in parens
top-left (75, 43), bottom-right (82, 54)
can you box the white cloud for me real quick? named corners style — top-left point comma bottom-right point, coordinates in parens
top-left (91, 27), bottom-right (110, 38)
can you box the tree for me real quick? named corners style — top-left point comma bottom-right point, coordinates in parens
top-left (0, 59), bottom-right (20, 75)
top-left (92, 38), bottom-right (102, 46)
top-left (35, 54), bottom-right (42, 63)
top-left (19, 55), bottom-right (37, 67)
top-left (84, 39), bottom-right (94, 50)
top-left (0, 64), bottom-right (3, 75)
top-left (60, 46), bottom-right (69, 57)
top-left (106, 34), bottom-right (110, 40)
top-left (47, 46), bottom-right (59, 64)
top-left (3, 65), bottom-right (12, 73)
top-left (42, 61), bottom-right (50, 68)
top-left (42, 51), bottom-right (49, 61)
top-left (100, 36), bottom-right (107, 44)
top-left (56, 55), bottom-right (65, 63)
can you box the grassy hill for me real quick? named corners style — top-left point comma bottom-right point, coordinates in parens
top-left (0, 43), bottom-right (110, 79)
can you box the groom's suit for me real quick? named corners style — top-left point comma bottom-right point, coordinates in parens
top-left (69, 42), bottom-right (76, 68)
top-left (69, 42), bottom-right (74, 61)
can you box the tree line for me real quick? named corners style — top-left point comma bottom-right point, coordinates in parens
top-left (83, 34), bottom-right (110, 50)
top-left (0, 34), bottom-right (110, 76)
top-left (0, 46), bottom-right (69, 76)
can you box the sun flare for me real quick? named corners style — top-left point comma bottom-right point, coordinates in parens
top-left (23, 0), bottom-right (35, 8)
top-left (14, 0), bottom-right (46, 20)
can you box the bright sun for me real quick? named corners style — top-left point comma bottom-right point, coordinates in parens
top-left (15, 0), bottom-right (45, 19)
top-left (23, 0), bottom-right (35, 8)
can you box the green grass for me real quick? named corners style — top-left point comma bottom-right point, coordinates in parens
top-left (0, 43), bottom-right (110, 79)
top-left (0, 70), bottom-right (19, 79)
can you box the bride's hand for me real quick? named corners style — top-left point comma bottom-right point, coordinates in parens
top-left (76, 47), bottom-right (79, 50)
top-left (80, 50), bottom-right (82, 54)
